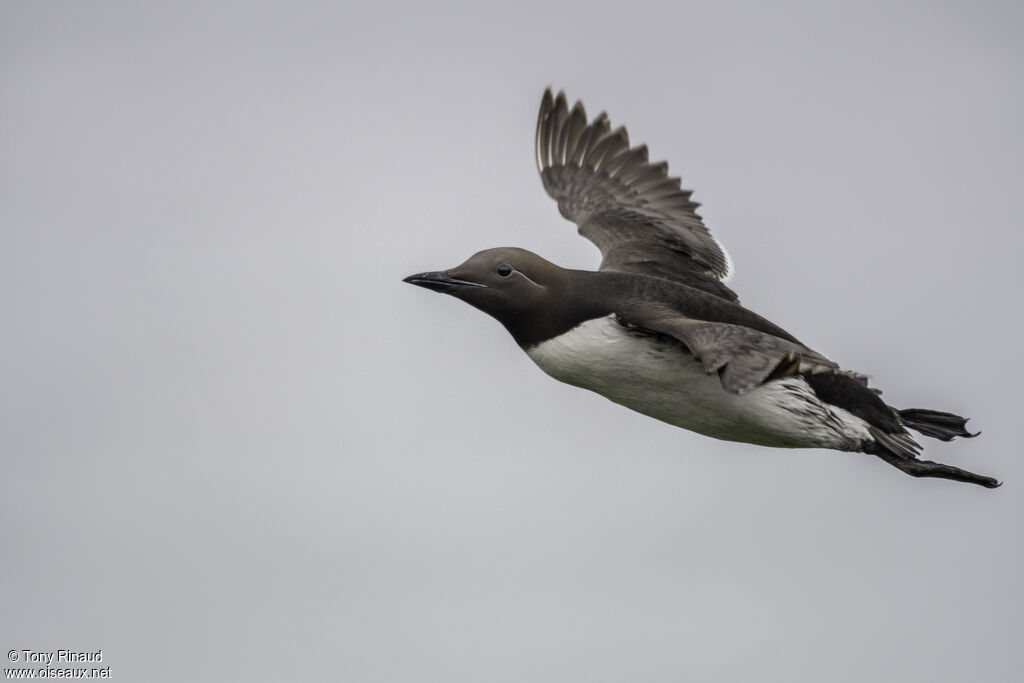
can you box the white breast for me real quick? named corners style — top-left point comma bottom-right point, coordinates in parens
top-left (525, 315), bottom-right (871, 451)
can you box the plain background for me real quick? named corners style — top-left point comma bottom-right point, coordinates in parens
top-left (2, 1), bottom-right (1022, 681)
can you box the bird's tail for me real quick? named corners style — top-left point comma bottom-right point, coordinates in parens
top-left (898, 408), bottom-right (979, 442)
top-left (865, 408), bottom-right (998, 488)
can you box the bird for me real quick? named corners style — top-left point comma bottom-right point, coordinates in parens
top-left (404, 88), bottom-right (999, 489)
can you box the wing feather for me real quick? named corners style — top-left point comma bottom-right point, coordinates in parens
top-left (618, 305), bottom-right (853, 395)
top-left (537, 89), bottom-right (735, 298)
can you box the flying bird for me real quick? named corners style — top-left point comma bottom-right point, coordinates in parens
top-left (405, 88), bottom-right (998, 488)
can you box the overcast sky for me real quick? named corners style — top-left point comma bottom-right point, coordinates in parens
top-left (2, 1), bottom-right (1023, 681)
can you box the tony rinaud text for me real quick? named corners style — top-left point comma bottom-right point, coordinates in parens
top-left (18, 651), bottom-right (103, 665)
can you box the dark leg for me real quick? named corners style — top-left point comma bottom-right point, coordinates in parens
top-left (871, 449), bottom-right (1001, 489)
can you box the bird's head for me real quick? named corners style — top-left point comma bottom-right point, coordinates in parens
top-left (404, 247), bottom-right (577, 346)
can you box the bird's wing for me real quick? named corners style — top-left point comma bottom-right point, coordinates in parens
top-left (536, 89), bottom-right (737, 301)
top-left (618, 304), bottom-right (856, 395)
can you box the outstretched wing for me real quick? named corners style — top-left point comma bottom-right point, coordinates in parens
top-left (536, 89), bottom-right (736, 301)
top-left (618, 304), bottom-right (853, 395)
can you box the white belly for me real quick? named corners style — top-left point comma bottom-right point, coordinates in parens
top-left (525, 315), bottom-right (871, 451)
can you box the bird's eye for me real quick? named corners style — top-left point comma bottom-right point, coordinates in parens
top-left (497, 263), bottom-right (513, 277)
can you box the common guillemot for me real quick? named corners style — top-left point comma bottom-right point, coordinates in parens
top-left (405, 89), bottom-right (998, 488)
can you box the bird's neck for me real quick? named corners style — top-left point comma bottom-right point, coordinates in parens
top-left (508, 270), bottom-right (618, 349)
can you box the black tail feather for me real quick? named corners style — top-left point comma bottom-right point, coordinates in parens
top-left (899, 408), bottom-right (979, 442)
top-left (865, 423), bottom-right (998, 489)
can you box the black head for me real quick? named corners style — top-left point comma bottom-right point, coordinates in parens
top-left (404, 247), bottom-right (591, 346)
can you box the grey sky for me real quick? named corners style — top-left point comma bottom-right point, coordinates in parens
top-left (2, 1), bottom-right (1022, 681)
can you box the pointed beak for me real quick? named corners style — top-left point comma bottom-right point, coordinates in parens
top-left (402, 271), bottom-right (486, 294)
